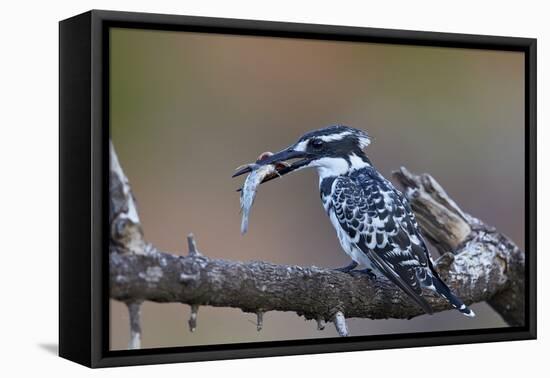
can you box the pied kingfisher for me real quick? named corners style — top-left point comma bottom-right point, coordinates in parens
top-left (234, 125), bottom-right (474, 317)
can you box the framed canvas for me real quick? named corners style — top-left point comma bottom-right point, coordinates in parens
top-left (59, 10), bottom-right (536, 368)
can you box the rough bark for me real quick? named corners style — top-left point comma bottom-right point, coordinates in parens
top-left (109, 144), bottom-right (525, 347)
top-left (392, 167), bottom-right (525, 326)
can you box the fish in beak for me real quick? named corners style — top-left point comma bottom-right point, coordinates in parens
top-left (233, 150), bottom-right (312, 234)
top-left (232, 147), bottom-right (313, 185)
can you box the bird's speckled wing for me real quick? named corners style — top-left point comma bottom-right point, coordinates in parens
top-left (330, 170), bottom-right (433, 314)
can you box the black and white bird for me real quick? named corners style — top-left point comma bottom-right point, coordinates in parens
top-left (233, 125), bottom-right (474, 317)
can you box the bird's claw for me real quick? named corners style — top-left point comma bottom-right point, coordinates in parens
top-left (333, 261), bottom-right (358, 273)
top-left (350, 268), bottom-right (377, 280)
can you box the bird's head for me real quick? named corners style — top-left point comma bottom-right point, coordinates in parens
top-left (233, 125), bottom-right (372, 182)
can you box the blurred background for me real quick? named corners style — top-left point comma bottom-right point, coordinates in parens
top-left (109, 27), bottom-right (524, 350)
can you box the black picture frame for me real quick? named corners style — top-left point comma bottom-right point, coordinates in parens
top-left (59, 9), bottom-right (537, 368)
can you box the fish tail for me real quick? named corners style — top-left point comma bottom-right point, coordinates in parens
top-left (240, 213), bottom-right (249, 235)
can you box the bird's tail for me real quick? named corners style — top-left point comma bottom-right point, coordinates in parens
top-left (431, 274), bottom-right (475, 317)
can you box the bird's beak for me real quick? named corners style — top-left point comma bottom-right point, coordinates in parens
top-left (232, 147), bottom-right (313, 182)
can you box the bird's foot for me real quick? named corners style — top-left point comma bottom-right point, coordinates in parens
top-left (351, 268), bottom-right (377, 280)
top-left (333, 261), bottom-right (358, 273)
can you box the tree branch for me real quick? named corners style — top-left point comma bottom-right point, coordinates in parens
top-left (392, 167), bottom-right (525, 326)
top-left (126, 301), bottom-right (142, 349)
top-left (109, 144), bottom-right (525, 347)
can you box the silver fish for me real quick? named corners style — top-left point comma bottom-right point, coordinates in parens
top-left (238, 163), bottom-right (280, 235)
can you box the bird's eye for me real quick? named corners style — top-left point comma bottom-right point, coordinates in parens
top-left (311, 139), bottom-right (324, 149)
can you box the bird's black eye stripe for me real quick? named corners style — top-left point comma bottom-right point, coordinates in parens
top-left (311, 139), bottom-right (324, 149)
